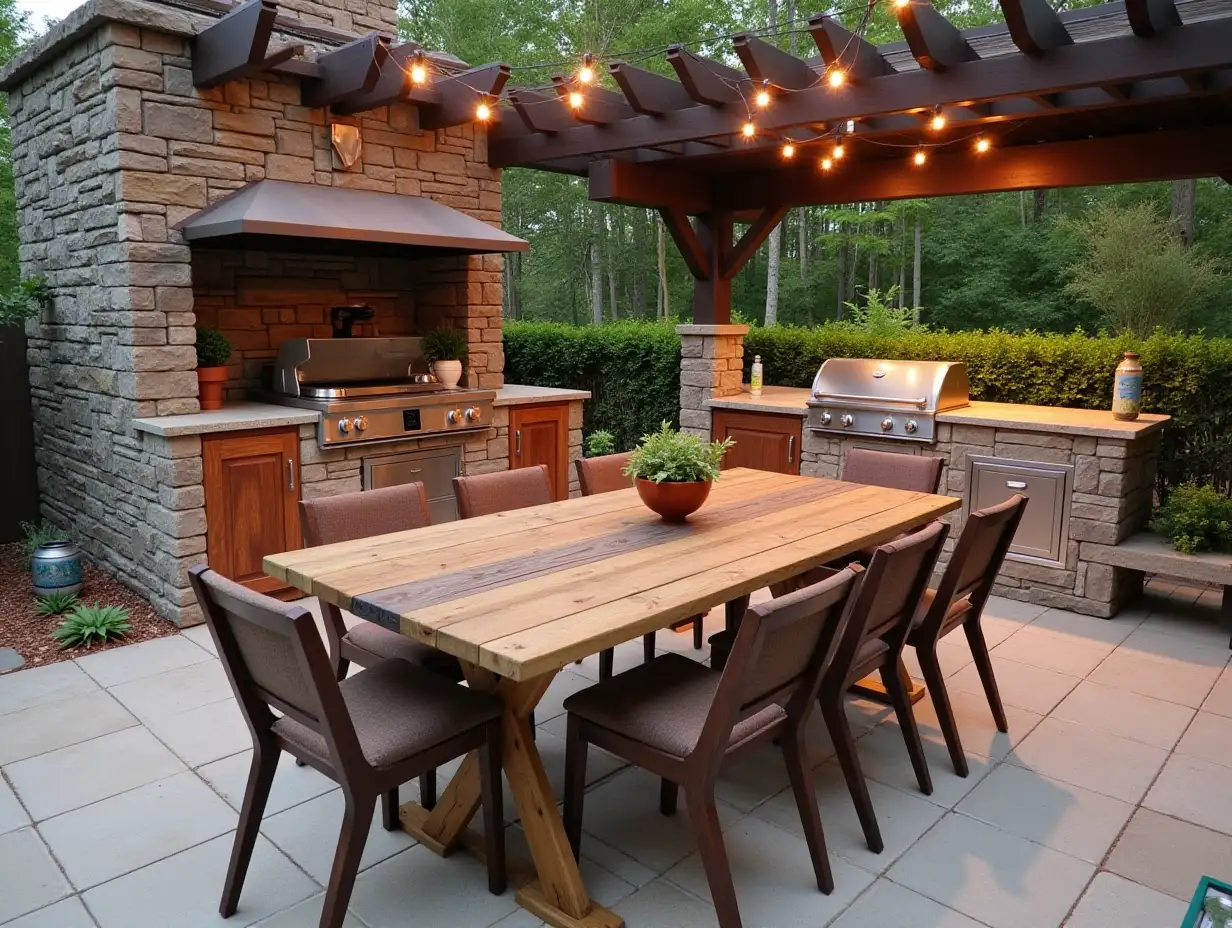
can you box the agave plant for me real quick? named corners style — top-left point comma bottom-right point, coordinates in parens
top-left (34, 591), bottom-right (79, 616)
top-left (51, 604), bottom-right (132, 650)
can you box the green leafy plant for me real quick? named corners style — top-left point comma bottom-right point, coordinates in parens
top-left (838, 286), bottom-right (923, 337)
top-left (195, 328), bottom-right (232, 368)
top-left (35, 591), bottom-right (79, 617)
top-left (51, 604), bottom-right (132, 650)
top-left (624, 421), bottom-right (733, 484)
top-left (1152, 484), bottom-right (1232, 554)
top-left (0, 276), bottom-right (53, 329)
top-left (19, 520), bottom-right (63, 564)
top-left (584, 430), bottom-right (616, 457)
top-left (422, 327), bottom-right (469, 363)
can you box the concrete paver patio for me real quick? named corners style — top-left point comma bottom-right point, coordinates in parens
top-left (2, 580), bottom-right (1230, 927)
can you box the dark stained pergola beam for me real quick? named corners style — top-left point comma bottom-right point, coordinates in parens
top-left (193, 0), bottom-right (300, 88)
top-left (418, 63), bottom-right (511, 130)
top-left (302, 33), bottom-right (390, 108)
top-left (733, 33), bottom-right (818, 91)
top-left (997, 0), bottom-right (1072, 56)
top-left (895, 0), bottom-right (977, 72)
top-left (508, 88), bottom-right (576, 133)
top-left (589, 160), bottom-right (712, 213)
top-left (722, 206), bottom-right (789, 277)
top-left (551, 78), bottom-right (634, 125)
top-left (808, 14), bottom-right (894, 82)
top-left (610, 61), bottom-right (695, 115)
top-left (1125, 0), bottom-right (1182, 36)
top-left (268, 57), bottom-right (322, 80)
top-left (489, 20), bottom-right (1232, 167)
top-left (659, 207), bottom-right (710, 279)
top-left (667, 46), bottom-right (746, 106)
top-left (331, 43), bottom-right (432, 115)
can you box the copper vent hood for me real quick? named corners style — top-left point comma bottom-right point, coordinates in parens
top-left (173, 180), bottom-right (529, 257)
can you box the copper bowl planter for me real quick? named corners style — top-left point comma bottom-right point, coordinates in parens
top-left (636, 478), bottom-right (712, 522)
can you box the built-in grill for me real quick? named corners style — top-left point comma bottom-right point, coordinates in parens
top-left (264, 337), bottom-right (494, 448)
top-left (806, 358), bottom-right (970, 443)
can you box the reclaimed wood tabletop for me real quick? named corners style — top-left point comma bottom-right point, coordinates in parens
top-left (264, 468), bottom-right (960, 928)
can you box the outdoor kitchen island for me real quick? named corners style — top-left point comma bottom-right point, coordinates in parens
top-left (704, 383), bottom-right (1169, 619)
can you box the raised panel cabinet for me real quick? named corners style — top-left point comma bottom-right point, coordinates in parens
top-left (509, 403), bottom-right (570, 500)
top-left (203, 428), bottom-right (302, 596)
top-left (712, 409), bottom-right (803, 476)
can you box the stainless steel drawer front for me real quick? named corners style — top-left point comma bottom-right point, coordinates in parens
top-left (966, 456), bottom-right (1073, 564)
top-left (362, 447), bottom-right (462, 522)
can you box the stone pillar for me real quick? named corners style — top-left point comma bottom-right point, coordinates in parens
top-left (677, 324), bottom-right (748, 439)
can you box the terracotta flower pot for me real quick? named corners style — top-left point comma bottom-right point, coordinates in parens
top-left (197, 366), bottom-right (228, 411)
top-left (636, 478), bottom-right (713, 523)
top-left (432, 359), bottom-right (463, 389)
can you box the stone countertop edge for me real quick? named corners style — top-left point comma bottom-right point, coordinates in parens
top-left (705, 387), bottom-right (1170, 440)
top-left (493, 385), bottom-right (591, 406)
top-left (131, 402), bottom-right (320, 438)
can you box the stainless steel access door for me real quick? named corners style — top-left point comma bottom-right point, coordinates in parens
top-left (966, 455), bottom-right (1073, 564)
top-left (362, 446), bottom-right (462, 523)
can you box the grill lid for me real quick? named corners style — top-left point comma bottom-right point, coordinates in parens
top-left (808, 358), bottom-right (970, 414)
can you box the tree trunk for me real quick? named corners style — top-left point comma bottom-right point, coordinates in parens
top-left (632, 213), bottom-right (647, 315)
top-left (607, 218), bottom-right (618, 320)
top-left (590, 207), bottom-right (603, 325)
top-left (835, 228), bottom-right (847, 320)
top-left (1033, 188), bottom-right (1047, 221)
top-left (657, 215), bottom-right (669, 319)
top-left (898, 212), bottom-right (906, 308)
top-left (799, 207), bottom-right (808, 279)
top-left (1171, 178), bottom-right (1197, 248)
top-left (912, 211), bottom-right (922, 323)
top-left (765, 225), bottom-right (781, 326)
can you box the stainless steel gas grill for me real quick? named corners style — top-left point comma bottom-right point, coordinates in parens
top-left (806, 358), bottom-right (970, 443)
top-left (263, 337), bottom-right (495, 448)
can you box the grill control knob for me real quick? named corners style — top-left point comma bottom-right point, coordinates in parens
top-left (881, 416), bottom-right (894, 432)
top-left (353, 415), bottom-right (368, 432)
top-left (840, 414), bottom-right (854, 428)
top-left (904, 419), bottom-right (918, 434)
top-left (464, 407), bottom-right (480, 423)
top-left (447, 409), bottom-right (462, 425)
top-left (337, 417), bottom-right (352, 434)
top-left (820, 411), bottom-right (832, 426)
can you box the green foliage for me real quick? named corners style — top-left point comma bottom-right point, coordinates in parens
top-left (0, 276), bottom-right (52, 328)
top-left (838, 286), bottom-right (922, 337)
top-left (19, 520), bottom-right (63, 564)
top-left (624, 422), bottom-right (733, 484)
top-left (422, 326), bottom-right (469, 362)
top-left (584, 430), bottom-right (615, 457)
top-left (34, 591), bottom-right (78, 616)
top-left (1152, 484), bottom-right (1232, 554)
top-left (51, 604), bottom-right (132, 650)
top-left (1063, 202), bottom-right (1224, 337)
top-left (195, 328), bottom-right (232, 368)
top-left (504, 321), bottom-right (680, 452)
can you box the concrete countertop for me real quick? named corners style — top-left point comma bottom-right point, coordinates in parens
top-left (131, 402), bottom-right (319, 438)
top-left (706, 387), bottom-right (1170, 440)
top-left (494, 384), bottom-right (591, 406)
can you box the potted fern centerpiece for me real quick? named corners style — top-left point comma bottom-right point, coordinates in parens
top-left (196, 328), bottom-right (232, 411)
top-left (422, 327), bottom-right (468, 389)
top-left (624, 422), bottom-right (734, 522)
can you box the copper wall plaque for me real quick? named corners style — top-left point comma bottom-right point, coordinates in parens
top-left (331, 124), bottom-right (362, 169)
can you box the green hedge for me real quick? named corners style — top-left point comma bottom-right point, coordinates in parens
top-left (505, 322), bottom-right (1232, 494)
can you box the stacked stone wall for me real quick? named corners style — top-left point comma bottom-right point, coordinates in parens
top-left (678, 325), bottom-right (747, 439)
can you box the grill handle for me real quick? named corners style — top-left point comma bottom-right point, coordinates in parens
top-left (812, 391), bottom-right (928, 409)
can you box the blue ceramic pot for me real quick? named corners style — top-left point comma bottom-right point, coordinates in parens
top-left (32, 541), bottom-right (83, 597)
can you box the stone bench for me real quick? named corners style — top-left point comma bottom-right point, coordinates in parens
top-left (1082, 532), bottom-right (1232, 646)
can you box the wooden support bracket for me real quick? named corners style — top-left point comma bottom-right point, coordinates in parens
top-left (302, 33), bottom-right (390, 109)
top-left (193, 0), bottom-right (300, 88)
top-left (896, 0), bottom-right (977, 71)
top-left (721, 205), bottom-right (788, 278)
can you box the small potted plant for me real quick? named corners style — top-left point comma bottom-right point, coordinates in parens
top-left (196, 328), bottom-right (232, 411)
top-left (624, 421), bottom-right (734, 522)
top-left (585, 430), bottom-right (616, 458)
top-left (422, 327), bottom-right (468, 389)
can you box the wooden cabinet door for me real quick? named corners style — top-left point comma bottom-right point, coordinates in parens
top-left (712, 409), bottom-right (803, 475)
top-left (203, 428), bottom-right (301, 596)
top-left (509, 403), bottom-right (570, 500)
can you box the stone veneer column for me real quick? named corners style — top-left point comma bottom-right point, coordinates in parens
top-left (677, 324), bottom-right (748, 439)
top-left (277, 0), bottom-right (398, 34)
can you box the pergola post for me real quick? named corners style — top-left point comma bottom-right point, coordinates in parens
top-left (691, 212), bottom-right (735, 325)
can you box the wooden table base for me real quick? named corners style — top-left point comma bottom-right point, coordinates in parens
top-left (397, 665), bottom-right (625, 928)
top-left (849, 660), bottom-right (927, 705)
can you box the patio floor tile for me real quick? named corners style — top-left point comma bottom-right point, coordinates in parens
top-left (1067, 872), bottom-right (1188, 928)
top-left (829, 879), bottom-right (986, 928)
top-left (1030, 607), bottom-right (1142, 646)
top-left (5, 726), bottom-right (185, 821)
top-left (180, 624), bottom-right (217, 656)
top-left (910, 685), bottom-right (1043, 762)
top-left (74, 635), bottom-right (212, 688)
top-left (0, 691), bottom-right (137, 767)
top-left (38, 771), bottom-right (233, 889)
top-left (107, 660), bottom-right (233, 722)
top-left (565, 831), bottom-right (660, 889)
top-left (887, 812), bottom-right (1094, 928)
top-left (0, 662), bottom-right (98, 717)
top-left (144, 696), bottom-right (250, 768)
top-left (949, 656), bottom-right (1081, 716)
top-left (504, 824), bottom-right (638, 909)
top-left (751, 760), bottom-right (945, 873)
top-left (198, 750), bottom-right (337, 816)
top-left (902, 638), bottom-right (974, 679)
top-left (955, 763), bottom-right (1133, 864)
top-left (853, 715), bottom-right (993, 808)
top-left (663, 815), bottom-right (876, 928)
top-left (599, 878), bottom-right (718, 928)
top-left (712, 742), bottom-right (792, 813)
top-left (534, 669), bottom-right (600, 723)
top-left (1117, 626), bottom-right (1231, 669)
top-left (1050, 679), bottom-right (1195, 750)
top-left (260, 788), bottom-right (419, 883)
top-left (2, 896), bottom-right (97, 928)
top-left (1144, 754), bottom-right (1232, 835)
top-left (347, 843), bottom-right (520, 928)
top-left (0, 774), bottom-right (30, 835)
top-left (0, 828), bottom-right (73, 923)
top-left (1173, 711), bottom-right (1232, 767)
top-left (1201, 666), bottom-right (1232, 718)
top-left (250, 895), bottom-right (366, 927)
top-left (1087, 649), bottom-right (1221, 709)
top-left (81, 832), bottom-right (317, 928)
top-left (1007, 716), bottom-right (1168, 803)
top-left (1105, 808), bottom-right (1232, 900)
top-left (982, 596), bottom-right (1049, 624)
top-left (992, 626), bottom-right (1116, 677)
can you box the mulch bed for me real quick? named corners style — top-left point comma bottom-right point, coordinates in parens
top-left (0, 542), bottom-right (176, 674)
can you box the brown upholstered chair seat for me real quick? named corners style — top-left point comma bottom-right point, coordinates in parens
top-left (273, 659), bottom-right (502, 769)
top-left (563, 653), bottom-right (786, 758)
top-left (344, 623), bottom-right (464, 680)
top-left (910, 589), bottom-right (972, 636)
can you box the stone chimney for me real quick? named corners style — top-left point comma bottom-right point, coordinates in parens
top-left (275, 0), bottom-right (399, 35)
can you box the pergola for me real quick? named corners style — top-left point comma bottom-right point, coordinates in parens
top-left (485, 0), bottom-right (1232, 324)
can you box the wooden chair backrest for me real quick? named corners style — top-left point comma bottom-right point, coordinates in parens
top-left (843, 448), bottom-right (943, 494)
top-left (300, 482), bottom-right (432, 547)
top-left (453, 464), bottom-right (553, 519)
top-left (575, 453), bottom-right (634, 496)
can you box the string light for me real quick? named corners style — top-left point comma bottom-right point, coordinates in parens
top-left (409, 52), bottom-right (428, 85)
top-left (578, 53), bottom-right (595, 84)
top-left (827, 69), bottom-right (846, 89)
top-left (755, 80), bottom-right (772, 108)
top-left (781, 142), bottom-right (795, 159)
top-left (742, 121), bottom-right (757, 139)
top-left (975, 136), bottom-right (991, 153)
top-left (833, 142), bottom-right (846, 160)
top-left (569, 90), bottom-right (584, 109)
top-left (894, 0), bottom-right (910, 8)
top-left (929, 107), bottom-right (946, 131)
top-left (912, 148), bottom-right (928, 166)
top-left (821, 156), bottom-right (834, 171)
top-left (475, 100), bottom-right (492, 121)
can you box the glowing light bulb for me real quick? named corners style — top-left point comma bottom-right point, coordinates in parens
top-left (475, 101), bottom-right (492, 121)
top-left (894, 0), bottom-right (910, 8)
top-left (975, 136), bottom-right (991, 153)
top-left (929, 111), bottom-right (946, 131)
top-left (755, 88), bottom-right (771, 108)
top-left (742, 121), bottom-right (756, 139)
top-left (781, 142), bottom-right (795, 159)
top-left (833, 143), bottom-right (846, 160)
top-left (821, 157), bottom-right (834, 171)
top-left (828, 69), bottom-right (846, 89)
top-left (569, 91), bottom-right (584, 109)
top-left (409, 54), bottom-right (427, 85)
top-left (912, 148), bottom-right (927, 166)
top-left (578, 53), bottom-right (595, 84)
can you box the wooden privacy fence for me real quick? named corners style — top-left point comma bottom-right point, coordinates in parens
top-left (0, 327), bottom-right (39, 543)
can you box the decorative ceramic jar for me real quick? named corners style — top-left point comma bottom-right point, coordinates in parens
top-left (431, 359), bottom-right (463, 390)
top-left (636, 478), bottom-right (713, 523)
top-left (1112, 351), bottom-right (1143, 421)
top-left (32, 540), bottom-right (83, 597)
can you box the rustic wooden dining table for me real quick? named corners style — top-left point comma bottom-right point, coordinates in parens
top-left (264, 467), bottom-right (960, 928)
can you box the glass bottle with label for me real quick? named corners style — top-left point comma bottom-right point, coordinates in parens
top-left (750, 355), bottom-right (763, 397)
top-left (1112, 351), bottom-right (1143, 421)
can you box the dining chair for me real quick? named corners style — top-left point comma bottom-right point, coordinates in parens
top-left (561, 565), bottom-right (864, 928)
top-left (300, 483), bottom-right (463, 810)
top-left (906, 495), bottom-right (1027, 777)
top-left (188, 565), bottom-right (506, 928)
top-left (842, 447), bottom-right (943, 494)
top-left (453, 464), bottom-right (553, 519)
